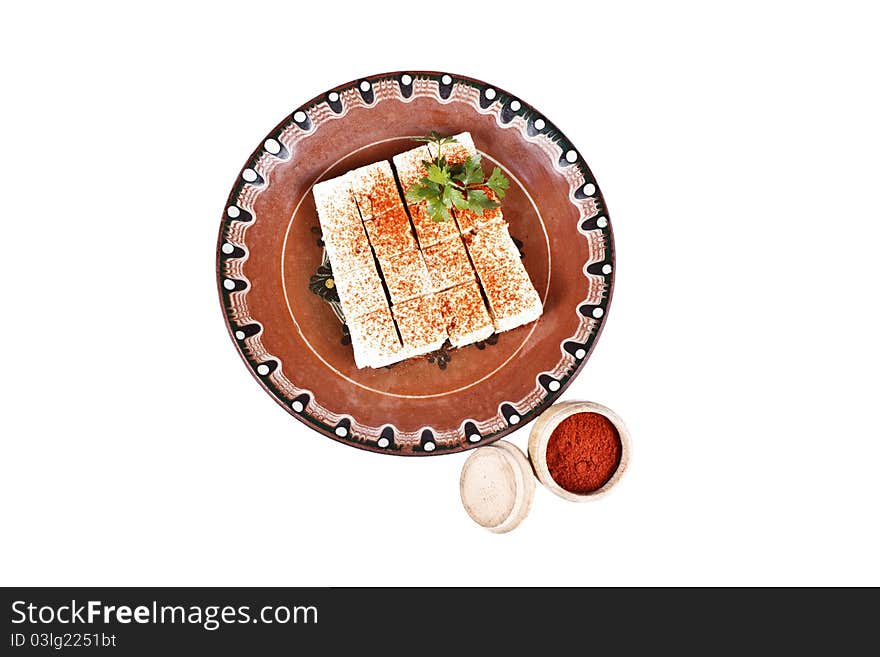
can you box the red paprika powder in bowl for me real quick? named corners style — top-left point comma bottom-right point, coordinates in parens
top-left (528, 401), bottom-right (631, 502)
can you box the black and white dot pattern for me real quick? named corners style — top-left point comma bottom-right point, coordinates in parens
top-left (378, 426), bottom-right (395, 449)
top-left (326, 91), bottom-right (342, 114)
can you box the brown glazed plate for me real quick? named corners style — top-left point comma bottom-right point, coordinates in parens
top-left (217, 72), bottom-right (614, 456)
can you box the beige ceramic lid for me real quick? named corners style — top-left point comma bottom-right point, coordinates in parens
top-left (459, 440), bottom-right (535, 533)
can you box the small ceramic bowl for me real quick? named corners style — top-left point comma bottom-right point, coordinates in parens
top-left (528, 401), bottom-right (631, 502)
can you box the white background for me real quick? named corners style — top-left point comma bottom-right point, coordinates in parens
top-left (2, 2), bottom-right (878, 586)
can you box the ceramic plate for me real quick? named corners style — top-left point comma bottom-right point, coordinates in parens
top-left (217, 72), bottom-right (614, 455)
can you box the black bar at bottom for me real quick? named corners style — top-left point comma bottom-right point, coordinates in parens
top-left (1, 587), bottom-right (874, 653)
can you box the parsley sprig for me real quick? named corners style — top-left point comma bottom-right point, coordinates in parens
top-left (405, 132), bottom-right (510, 223)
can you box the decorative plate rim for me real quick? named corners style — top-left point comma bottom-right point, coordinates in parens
top-left (216, 70), bottom-right (615, 456)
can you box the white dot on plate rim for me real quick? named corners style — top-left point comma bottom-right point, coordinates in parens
top-left (227, 206), bottom-right (240, 218)
top-left (510, 100), bottom-right (521, 111)
top-left (328, 91), bottom-right (339, 102)
top-left (264, 138), bottom-right (281, 154)
top-left (534, 118), bottom-right (546, 130)
top-left (441, 74), bottom-right (452, 84)
top-left (592, 307), bottom-right (604, 318)
top-left (335, 426), bottom-right (348, 437)
top-left (256, 364), bottom-right (269, 375)
top-left (360, 80), bottom-right (371, 92)
top-left (468, 433), bottom-right (481, 442)
top-left (549, 380), bottom-right (561, 391)
top-left (565, 150), bottom-right (578, 163)
top-left (401, 74), bottom-right (412, 85)
top-left (242, 168), bottom-right (257, 182)
top-left (575, 348), bottom-right (586, 359)
top-left (583, 183), bottom-right (596, 196)
top-left (602, 264), bottom-right (613, 275)
top-left (424, 442), bottom-right (436, 452)
top-left (485, 88), bottom-right (496, 100)
top-left (221, 243), bottom-right (234, 254)
top-left (596, 217), bottom-right (608, 228)
top-left (234, 330), bottom-right (245, 340)
top-left (294, 111), bottom-right (307, 122)
top-left (223, 279), bottom-right (235, 290)
top-left (291, 400), bottom-right (304, 412)
top-left (509, 414), bottom-right (520, 425)
top-left (378, 437), bottom-right (390, 448)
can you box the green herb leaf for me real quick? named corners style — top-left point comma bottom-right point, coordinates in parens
top-left (425, 162), bottom-right (451, 185)
top-left (486, 167), bottom-right (510, 200)
top-left (440, 184), bottom-right (453, 206)
top-left (457, 155), bottom-right (485, 186)
top-left (413, 131), bottom-right (457, 147)
top-left (412, 130), bottom-right (442, 144)
top-left (426, 195), bottom-right (452, 222)
top-left (448, 186), bottom-right (469, 210)
top-left (466, 189), bottom-right (501, 216)
top-left (405, 180), bottom-right (438, 204)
